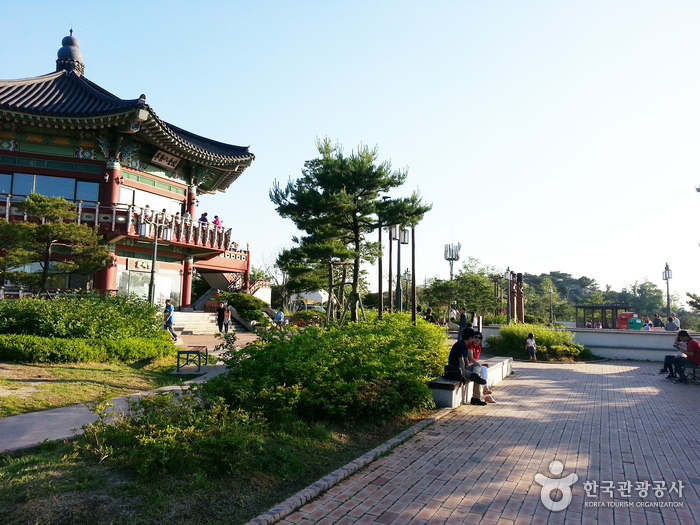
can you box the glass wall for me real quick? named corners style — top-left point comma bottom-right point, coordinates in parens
top-left (0, 172), bottom-right (99, 202)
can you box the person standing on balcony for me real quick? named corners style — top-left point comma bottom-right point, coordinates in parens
top-left (163, 299), bottom-right (177, 342)
top-left (199, 212), bottom-right (208, 223)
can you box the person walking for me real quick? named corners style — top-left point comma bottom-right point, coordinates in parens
top-left (216, 302), bottom-right (227, 332)
top-left (458, 308), bottom-right (468, 341)
top-left (222, 304), bottom-right (232, 334)
top-left (526, 332), bottom-right (537, 361)
top-left (275, 308), bottom-right (285, 328)
top-left (163, 299), bottom-right (177, 342)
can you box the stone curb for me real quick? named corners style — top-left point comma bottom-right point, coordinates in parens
top-left (244, 407), bottom-right (454, 525)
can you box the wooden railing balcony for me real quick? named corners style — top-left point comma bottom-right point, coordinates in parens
top-left (0, 195), bottom-right (247, 256)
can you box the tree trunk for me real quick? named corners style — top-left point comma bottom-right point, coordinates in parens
top-left (39, 240), bottom-right (53, 292)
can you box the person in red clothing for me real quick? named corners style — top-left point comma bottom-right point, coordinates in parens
top-left (468, 332), bottom-right (495, 403)
top-left (672, 331), bottom-right (700, 383)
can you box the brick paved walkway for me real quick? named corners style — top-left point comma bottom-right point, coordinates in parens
top-left (265, 360), bottom-right (699, 525)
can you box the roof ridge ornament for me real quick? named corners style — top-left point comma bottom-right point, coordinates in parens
top-left (56, 30), bottom-right (85, 75)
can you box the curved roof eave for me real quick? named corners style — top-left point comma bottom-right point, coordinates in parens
top-left (138, 108), bottom-right (255, 167)
top-left (0, 70), bottom-right (255, 168)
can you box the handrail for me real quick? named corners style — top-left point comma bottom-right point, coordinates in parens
top-left (0, 195), bottom-right (246, 254)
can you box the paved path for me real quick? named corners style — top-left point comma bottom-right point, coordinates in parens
top-left (250, 360), bottom-right (699, 525)
top-left (0, 331), bottom-right (258, 454)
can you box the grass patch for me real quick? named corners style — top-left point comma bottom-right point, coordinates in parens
top-left (0, 411), bottom-right (429, 525)
top-left (0, 359), bottom-right (200, 418)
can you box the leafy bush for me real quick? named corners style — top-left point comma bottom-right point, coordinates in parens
top-left (290, 309), bottom-right (326, 327)
top-left (483, 312), bottom-right (507, 325)
top-left (0, 334), bottom-right (100, 363)
top-left (484, 323), bottom-right (593, 361)
top-left (0, 294), bottom-right (161, 339)
top-left (75, 393), bottom-right (269, 478)
top-left (218, 292), bottom-right (270, 323)
top-left (0, 332), bottom-right (176, 363)
top-left (201, 312), bottom-right (449, 423)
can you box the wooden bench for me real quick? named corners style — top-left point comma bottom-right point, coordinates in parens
top-left (428, 356), bottom-right (513, 409)
top-left (176, 346), bottom-right (208, 372)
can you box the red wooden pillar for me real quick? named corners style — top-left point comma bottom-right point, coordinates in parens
top-left (181, 256), bottom-right (193, 308)
top-left (187, 184), bottom-right (197, 218)
top-left (94, 159), bottom-right (121, 293)
top-left (244, 242), bottom-right (251, 292)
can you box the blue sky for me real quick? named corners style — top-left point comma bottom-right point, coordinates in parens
top-left (4, 1), bottom-right (700, 305)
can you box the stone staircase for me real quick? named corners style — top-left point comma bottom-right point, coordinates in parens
top-left (172, 311), bottom-right (218, 335)
top-left (171, 311), bottom-right (247, 336)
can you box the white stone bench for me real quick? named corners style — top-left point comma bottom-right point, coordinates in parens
top-left (428, 356), bottom-right (513, 409)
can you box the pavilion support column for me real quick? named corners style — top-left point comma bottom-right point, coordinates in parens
top-left (244, 243), bottom-right (251, 293)
top-left (95, 159), bottom-right (120, 296)
top-left (102, 158), bottom-right (122, 205)
top-left (181, 256), bottom-right (193, 308)
top-left (94, 244), bottom-right (117, 296)
top-left (187, 184), bottom-right (197, 218)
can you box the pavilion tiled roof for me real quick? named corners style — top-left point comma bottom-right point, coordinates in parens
top-left (0, 70), bottom-right (254, 168)
top-left (0, 32), bottom-right (254, 180)
top-left (0, 70), bottom-right (142, 117)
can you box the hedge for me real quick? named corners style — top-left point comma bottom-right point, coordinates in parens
top-left (0, 332), bottom-right (176, 364)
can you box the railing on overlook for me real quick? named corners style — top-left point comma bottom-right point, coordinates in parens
top-left (0, 195), bottom-right (246, 254)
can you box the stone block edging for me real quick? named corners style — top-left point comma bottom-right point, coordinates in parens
top-left (244, 407), bottom-right (454, 525)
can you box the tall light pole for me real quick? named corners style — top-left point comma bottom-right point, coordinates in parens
top-left (145, 213), bottom-right (171, 305)
top-left (504, 267), bottom-right (513, 325)
top-left (378, 196), bottom-right (390, 320)
top-left (395, 227), bottom-right (409, 311)
top-left (388, 225), bottom-right (395, 314)
top-left (403, 268), bottom-right (412, 313)
top-left (411, 225), bottom-right (417, 326)
top-left (549, 286), bottom-right (554, 324)
top-left (663, 262), bottom-right (672, 317)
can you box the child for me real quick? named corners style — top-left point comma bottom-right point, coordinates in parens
top-left (526, 332), bottom-right (537, 361)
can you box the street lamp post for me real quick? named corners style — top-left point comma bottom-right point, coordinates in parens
top-left (378, 196), bottom-right (391, 320)
top-left (403, 268), bottom-right (412, 312)
top-left (549, 286), bottom-right (554, 324)
top-left (663, 262), bottom-right (672, 317)
top-left (395, 227), bottom-right (409, 311)
top-left (504, 267), bottom-right (513, 325)
top-left (144, 213), bottom-right (172, 305)
top-left (388, 225), bottom-right (394, 314)
top-left (411, 226), bottom-right (416, 326)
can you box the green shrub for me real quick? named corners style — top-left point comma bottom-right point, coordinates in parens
top-left (75, 393), bottom-right (269, 478)
top-left (218, 292), bottom-right (270, 323)
top-left (0, 333), bottom-right (176, 363)
top-left (0, 294), bottom-right (161, 339)
top-left (484, 323), bottom-right (593, 361)
top-left (96, 332), bottom-right (176, 361)
top-left (290, 309), bottom-right (326, 326)
top-left (201, 312), bottom-right (449, 423)
top-left (0, 334), bottom-right (101, 363)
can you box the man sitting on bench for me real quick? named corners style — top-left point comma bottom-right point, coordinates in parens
top-left (448, 328), bottom-right (488, 406)
top-left (672, 331), bottom-right (700, 384)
